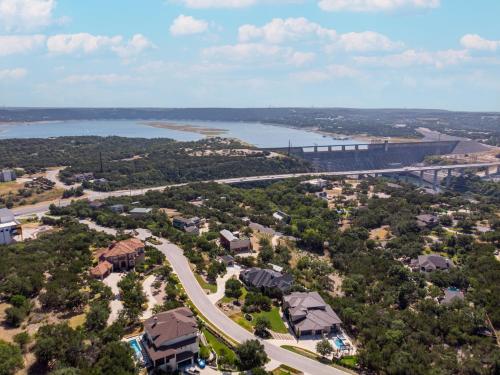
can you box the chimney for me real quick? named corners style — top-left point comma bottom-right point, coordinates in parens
top-left (152, 316), bottom-right (158, 328)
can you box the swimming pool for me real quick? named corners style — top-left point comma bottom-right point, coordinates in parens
top-left (333, 337), bottom-right (345, 349)
top-left (447, 286), bottom-right (459, 292)
top-left (129, 339), bottom-right (143, 361)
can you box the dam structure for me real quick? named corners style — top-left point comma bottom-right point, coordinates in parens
top-left (263, 140), bottom-right (460, 172)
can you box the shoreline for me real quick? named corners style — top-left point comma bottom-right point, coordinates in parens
top-left (141, 121), bottom-right (229, 136)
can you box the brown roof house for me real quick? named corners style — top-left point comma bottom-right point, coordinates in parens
top-left (283, 292), bottom-right (342, 337)
top-left (142, 307), bottom-right (200, 371)
top-left (410, 254), bottom-right (453, 273)
top-left (90, 238), bottom-right (145, 278)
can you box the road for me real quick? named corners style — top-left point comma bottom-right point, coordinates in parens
top-left (13, 161), bottom-right (500, 218)
top-left (79, 221), bottom-right (347, 375)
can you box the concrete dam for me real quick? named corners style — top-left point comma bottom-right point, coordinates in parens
top-left (263, 141), bottom-right (460, 172)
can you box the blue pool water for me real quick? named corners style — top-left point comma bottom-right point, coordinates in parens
top-left (129, 339), bottom-right (143, 359)
top-left (447, 286), bottom-right (459, 292)
top-left (334, 337), bottom-right (345, 349)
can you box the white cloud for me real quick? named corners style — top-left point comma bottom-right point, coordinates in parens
top-left (0, 67), bottom-right (27, 79)
top-left (318, 0), bottom-right (440, 12)
top-left (178, 0), bottom-right (256, 8)
top-left (170, 14), bottom-right (208, 36)
top-left (355, 49), bottom-right (469, 68)
top-left (0, 0), bottom-right (56, 31)
top-left (238, 17), bottom-right (336, 44)
top-left (0, 34), bottom-right (45, 56)
top-left (460, 34), bottom-right (500, 52)
top-left (202, 42), bottom-right (313, 66)
top-left (237, 18), bottom-right (401, 53)
top-left (292, 64), bottom-right (360, 82)
top-left (46, 33), bottom-right (153, 57)
top-left (62, 74), bottom-right (134, 84)
top-left (332, 31), bottom-right (404, 51)
top-left (47, 33), bottom-right (122, 54)
top-left (112, 34), bottom-right (155, 58)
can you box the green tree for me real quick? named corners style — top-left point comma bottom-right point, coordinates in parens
top-left (0, 340), bottom-right (24, 375)
top-left (85, 301), bottom-right (110, 332)
top-left (13, 332), bottom-right (31, 352)
top-left (93, 341), bottom-right (137, 375)
top-left (34, 324), bottom-right (85, 368)
top-left (225, 278), bottom-right (243, 299)
top-left (254, 316), bottom-right (271, 338)
top-left (316, 338), bottom-right (333, 359)
top-left (235, 339), bottom-right (269, 371)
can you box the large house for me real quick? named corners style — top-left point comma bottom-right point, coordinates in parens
top-left (283, 292), bottom-right (342, 338)
top-left (0, 208), bottom-right (22, 245)
top-left (173, 216), bottom-right (200, 235)
top-left (130, 207), bottom-right (152, 218)
top-left (220, 229), bottom-right (252, 253)
top-left (90, 238), bottom-right (145, 278)
top-left (240, 267), bottom-right (293, 294)
top-left (142, 308), bottom-right (199, 371)
top-left (410, 254), bottom-right (453, 273)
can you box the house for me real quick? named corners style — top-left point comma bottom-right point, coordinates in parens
top-left (440, 287), bottom-right (465, 305)
top-left (73, 172), bottom-right (94, 182)
top-left (89, 200), bottom-right (104, 209)
top-left (273, 211), bottom-right (291, 224)
top-left (0, 169), bottom-right (16, 182)
top-left (130, 207), bottom-right (152, 218)
top-left (172, 216), bottom-right (200, 235)
top-left (301, 178), bottom-right (328, 188)
top-left (89, 261), bottom-right (113, 280)
top-left (172, 216), bottom-right (200, 230)
top-left (240, 267), bottom-right (293, 294)
top-left (219, 229), bottom-right (252, 253)
top-left (109, 204), bottom-right (125, 213)
top-left (410, 254), bottom-right (453, 273)
top-left (0, 208), bottom-right (22, 245)
top-left (142, 308), bottom-right (199, 371)
top-left (416, 214), bottom-right (439, 229)
top-left (90, 238), bottom-right (145, 277)
top-left (217, 255), bottom-right (235, 267)
top-left (283, 292), bottom-right (342, 338)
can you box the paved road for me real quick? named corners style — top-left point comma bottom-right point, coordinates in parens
top-left (13, 161), bottom-right (500, 218)
top-left (81, 222), bottom-right (346, 375)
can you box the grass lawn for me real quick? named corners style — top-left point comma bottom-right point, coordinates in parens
top-left (231, 306), bottom-right (288, 334)
top-left (338, 355), bottom-right (358, 369)
top-left (195, 273), bottom-right (217, 294)
top-left (202, 328), bottom-right (237, 366)
top-left (68, 313), bottom-right (86, 329)
top-left (252, 307), bottom-right (288, 333)
top-left (271, 365), bottom-right (302, 375)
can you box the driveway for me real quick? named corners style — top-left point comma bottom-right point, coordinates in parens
top-left (142, 274), bottom-right (160, 320)
top-left (103, 272), bottom-right (125, 325)
top-left (207, 266), bottom-right (241, 305)
top-left (77, 223), bottom-right (348, 375)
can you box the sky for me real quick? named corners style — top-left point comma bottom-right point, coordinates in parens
top-left (0, 0), bottom-right (499, 111)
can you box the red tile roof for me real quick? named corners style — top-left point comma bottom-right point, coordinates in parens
top-left (105, 238), bottom-right (144, 257)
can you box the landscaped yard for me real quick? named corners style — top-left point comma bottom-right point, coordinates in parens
top-left (202, 328), bottom-right (237, 367)
top-left (252, 306), bottom-right (288, 333)
top-left (231, 306), bottom-right (288, 334)
top-left (195, 273), bottom-right (217, 294)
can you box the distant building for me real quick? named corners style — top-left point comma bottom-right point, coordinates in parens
top-left (172, 216), bottom-right (200, 235)
top-left (410, 254), bottom-right (453, 273)
top-left (72, 172), bottom-right (94, 182)
top-left (217, 255), bottom-right (235, 267)
top-left (273, 211), bottom-right (291, 224)
top-left (301, 178), bottom-right (328, 188)
top-left (142, 307), bottom-right (199, 371)
top-left (109, 204), bottom-right (125, 213)
top-left (440, 287), bottom-right (465, 305)
top-left (283, 292), bottom-right (342, 337)
top-left (219, 229), bottom-right (252, 253)
top-left (416, 214), bottom-right (439, 229)
top-left (240, 267), bottom-right (293, 294)
top-left (0, 208), bottom-right (22, 245)
top-left (130, 207), bottom-right (152, 218)
top-left (0, 169), bottom-right (16, 182)
top-left (90, 238), bottom-right (145, 277)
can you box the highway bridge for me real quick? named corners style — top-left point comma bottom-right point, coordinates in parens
top-left (13, 161), bottom-right (500, 218)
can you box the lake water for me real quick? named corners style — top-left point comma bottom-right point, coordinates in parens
top-left (0, 119), bottom-right (359, 148)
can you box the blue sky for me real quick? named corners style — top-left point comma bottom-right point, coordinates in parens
top-left (0, 0), bottom-right (499, 110)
